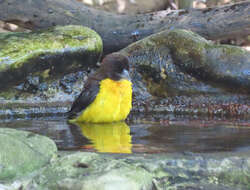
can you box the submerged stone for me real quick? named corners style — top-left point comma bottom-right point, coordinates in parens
top-left (0, 25), bottom-right (103, 90)
top-left (0, 128), bottom-right (57, 181)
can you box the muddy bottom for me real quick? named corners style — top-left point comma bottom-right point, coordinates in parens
top-left (1, 113), bottom-right (250, 154)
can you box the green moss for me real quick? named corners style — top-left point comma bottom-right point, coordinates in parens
top-left (206, 43), bottom-right (248, 57)
top-left (0, 26), bottom-right (102, 70)
top-left (0, 25), bottom-right (103, 89)
top-left (0, 26), bottom-right (102, 65)
top-left (165, 29), bottom-right (249, 66)
top-left (165, 30), bottom-right (208, 65)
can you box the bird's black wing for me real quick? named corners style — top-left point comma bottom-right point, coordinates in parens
top-left (68, 78), bottom-right (100, 119)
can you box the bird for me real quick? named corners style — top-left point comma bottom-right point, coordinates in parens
top-left (68, 53), bottom-right (132, 123)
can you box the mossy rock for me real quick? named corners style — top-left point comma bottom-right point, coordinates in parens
top-left (165, 29), bottom-right (250, 94)
top-left (0, 128), bottom-right (57, 181)
top-left (0, 25), bottom-right (103, 90)
top-left (121, 29), bottom-right (250, 96)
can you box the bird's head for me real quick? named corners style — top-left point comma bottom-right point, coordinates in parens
top-left (100, 53), bottom-right (130, 81)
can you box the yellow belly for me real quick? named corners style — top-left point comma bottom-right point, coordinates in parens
top-left (75, 78), bottom-right (132, 123)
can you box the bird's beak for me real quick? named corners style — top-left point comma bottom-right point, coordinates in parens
top-left (120, 69), bottom-right (131, 81)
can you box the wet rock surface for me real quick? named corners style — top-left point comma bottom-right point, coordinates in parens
top-left (1, 151), bottom-right (250, 190)
top-left (0, 71), bottom-right (89, 119)
top-left (0, 128), bottom-right (57, 181)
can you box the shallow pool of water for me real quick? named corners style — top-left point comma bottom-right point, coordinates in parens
top-left (1, 114), bottom-right (250, 154)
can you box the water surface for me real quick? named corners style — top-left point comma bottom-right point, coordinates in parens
top-left (1, 114), bottom-right (249, 154)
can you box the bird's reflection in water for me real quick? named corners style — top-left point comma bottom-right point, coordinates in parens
top-left (73, 122), bottom-right (132, 153)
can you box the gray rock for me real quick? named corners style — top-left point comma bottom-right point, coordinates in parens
top-left (0, 128), bottom-right (57, 181)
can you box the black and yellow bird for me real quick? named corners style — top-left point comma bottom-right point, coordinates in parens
top-left (68, 53), bottom-right (132, 123)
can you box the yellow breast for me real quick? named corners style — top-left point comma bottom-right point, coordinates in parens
top-left (75, 78), bottom-right (132, 123)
